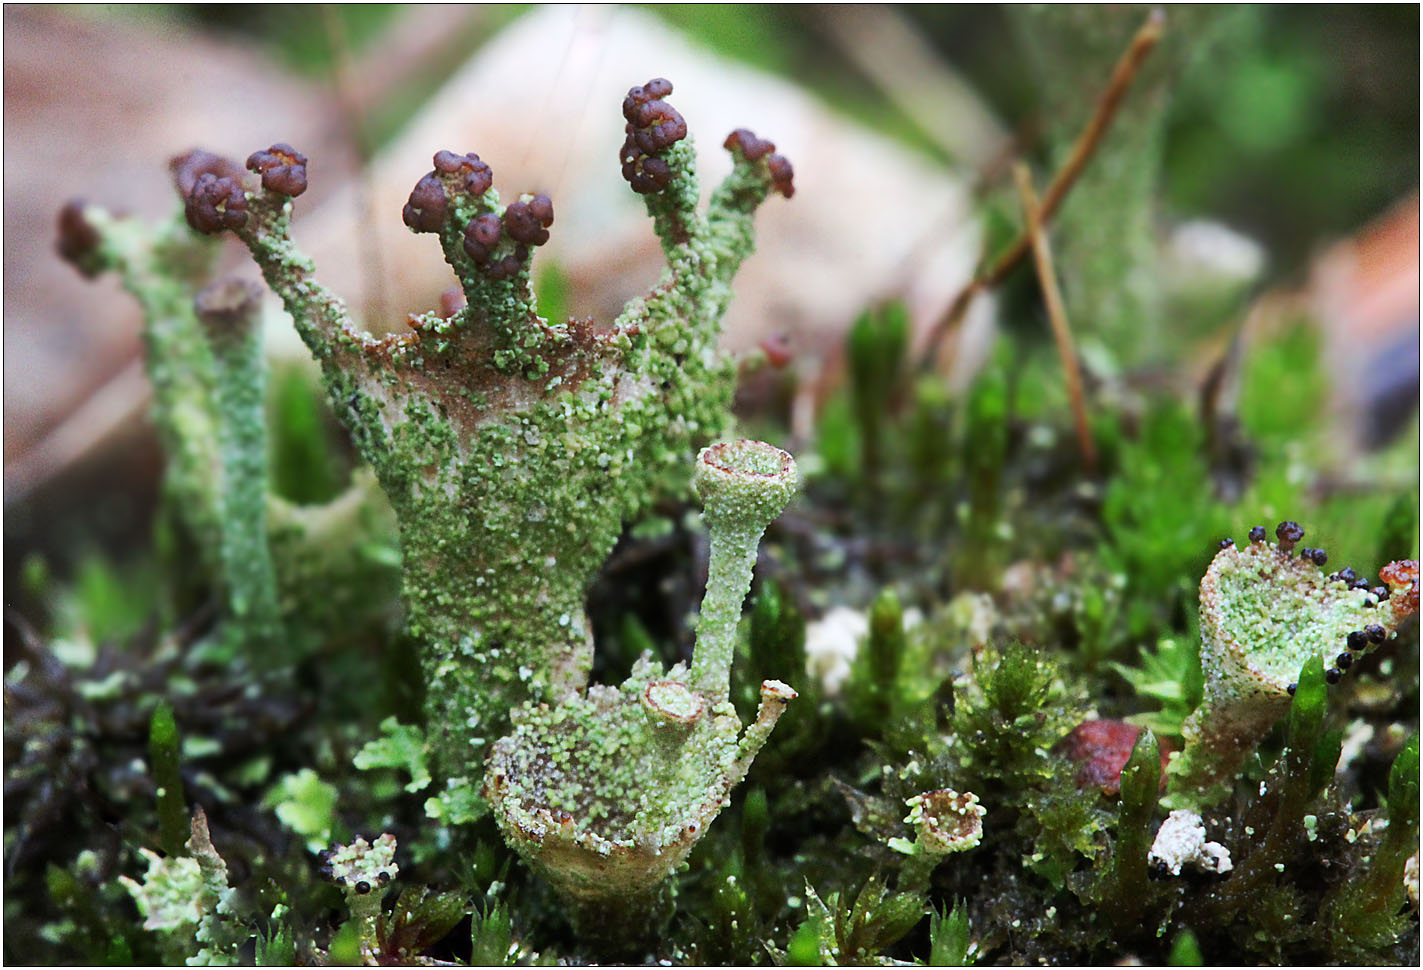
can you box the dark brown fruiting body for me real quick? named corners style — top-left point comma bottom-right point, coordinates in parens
top-left (403, 150), bottom-right (493, 234)
top-left (171, 149), bottom-right (245, 197)
top-left (724, 129), bottom-right (795, 198)
top-left (503, 194), bottom-right (554, 246)
top-left (432, 150), bottom-right (493, 195)
top-left (246, 143), bottom-right (308, 197)
top-left (724, 128), bottom-right (775, 161)
top-left (620, 77), bottom-right (687, 194)
top-left (483, 248), bottom-right (527, 282)
top-left (403, 174), bottom-right (448, 233)
top-left (1275, 520), bottom-right (1304, 553)
top-left (1249, 525), bottom-right (1267, 543)
top-left (765, 154), bottom-right (795, 198)
top-left (185, 173), bottom-right (249, 235)
top-left (462, 213), bottom-right (504, 264)
top-left (56, 201), bottom-right (103, 276)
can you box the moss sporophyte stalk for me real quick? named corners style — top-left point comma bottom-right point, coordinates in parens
top-left (1167, 521), bottom-right (1419, 807)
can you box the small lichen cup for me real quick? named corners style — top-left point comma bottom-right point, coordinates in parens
top-left (485, 441), bottom-right (798, 944)
top-left (889, 788), bottom-right (985, 890)
top-left (1166, 522), bottom-right (1418, 806)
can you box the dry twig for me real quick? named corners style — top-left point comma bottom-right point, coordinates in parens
top-left (1013, 162), bottom-right (1097, 473)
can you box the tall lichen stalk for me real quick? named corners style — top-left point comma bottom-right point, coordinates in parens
top-left (58, 199), bottom-right (227, 577)
top-left (194, 278), bottom-right (283, 656)
top-left (187, 82), bottom-right (793, 787)
top-left (58, 168), bottom-right (403, 659)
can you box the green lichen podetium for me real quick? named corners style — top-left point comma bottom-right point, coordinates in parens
top-left (484, 441), bottom-right (798, 940)
top-left (60, 200), bottom-right (226, 577)
top-left (324, 834), bottom-right (399, 962)
top-left (1166, 525), bottom-right (1419, 807)
top-left (56, 193), bottom-right (399, 655)
top-left (195, 278), bottom-right (282, 657)
top-left (204, 80), bottom-right (793, 794)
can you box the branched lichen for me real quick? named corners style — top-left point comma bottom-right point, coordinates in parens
top-left (119, 809), bottom-right (247, 966)
top-left (56, 179), bottom-right (399, 659)
top-left (169, 79), bottom-right (793, 809)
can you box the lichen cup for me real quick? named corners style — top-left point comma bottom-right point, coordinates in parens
top-left (485, 441), bottom-right (799, 947)
top-left (1167, 521), bottom-right (1418, 806)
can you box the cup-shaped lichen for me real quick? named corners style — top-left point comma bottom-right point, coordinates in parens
top-left (485, 442), bottom-right (798, 940)
top-left (1167, 522), bottom-right (1419, 805)
top-left (889, 788), bottom-right (985, 891)
top-left (485, 666), bottom-right (794, 905)
top-left (691, 440), bottom-right (799, 701)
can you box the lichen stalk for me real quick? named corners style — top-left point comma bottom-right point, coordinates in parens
top-left (66, 203), bottom-right (225, 573)
top-left (196, 278), bottom-right (282, 656)
top-left (484, 440), bottom-right (798, 941)
top-left (690, 440), bottom-right (799, 702)
top-left (323, 834), bottom-right (399, 961)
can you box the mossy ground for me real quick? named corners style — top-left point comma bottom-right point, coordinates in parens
top-left (6, 299), bottom-right (1418, 965)
top-left (7, 8), bottom-right (1420, 965)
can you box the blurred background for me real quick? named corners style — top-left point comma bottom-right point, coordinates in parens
top-left (4, 3), bottom-right (1419, 583)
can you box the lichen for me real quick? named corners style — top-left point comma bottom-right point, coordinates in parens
top-left (119, 809), bottom-right (247, 966)
top-left (1167, 522), bottom-right (1419, 805)
top-left (169, 81), bottom-right (792, 808)
top-left (484, 441), bottom-right (799, 940)
top-left (1147, 809), bottom-right (1232, 876)
top-left (56, 189), bottom-right (400, 660)
top-left (322, 834), bottom-right (400, 961)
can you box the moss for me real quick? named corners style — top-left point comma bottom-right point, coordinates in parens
top-left (1319, 734), bottom-right (1421, 960)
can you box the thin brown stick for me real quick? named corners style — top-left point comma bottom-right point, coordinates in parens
top-left (919, 7), bottom-right (1165, 372)
top-left (1013, 163), bottom-right (1097, 473)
